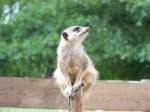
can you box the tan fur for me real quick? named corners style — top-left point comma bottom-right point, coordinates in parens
top-left (54, 26), bottom-right (98, 97)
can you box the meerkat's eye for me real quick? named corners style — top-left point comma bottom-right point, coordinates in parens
top-left (73, 26), bottom-right (81, 32)
top-left (62, 32), bottom-right (68, 41)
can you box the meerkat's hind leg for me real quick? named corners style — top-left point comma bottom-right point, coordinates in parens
top-left (83, 70), bottom-right (98, 96)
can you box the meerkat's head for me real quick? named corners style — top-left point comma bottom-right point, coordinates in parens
top-left (60, 26), bottom-right (90, 46)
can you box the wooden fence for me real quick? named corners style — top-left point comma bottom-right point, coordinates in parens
top-left (0, 77), bottom-right (150, 111)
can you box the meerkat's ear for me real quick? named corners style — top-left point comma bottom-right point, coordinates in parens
top-left (62, 32), bottom-right (68, 41)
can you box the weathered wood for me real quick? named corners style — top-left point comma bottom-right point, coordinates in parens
top-left (0, 77), bottom-right (150, 111)
top-left (70, 86), bottom-right (84, 112)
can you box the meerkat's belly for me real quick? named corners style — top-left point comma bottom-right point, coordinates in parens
top-left (68, 57), bottom-right (87, 84)
top-left (66, 56), bottom-right (86, 73)
top-left (60, 53), bottom-right (88, 84)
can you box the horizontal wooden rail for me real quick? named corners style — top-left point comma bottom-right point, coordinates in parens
top-left (0, 77), bottom-right (150, 111)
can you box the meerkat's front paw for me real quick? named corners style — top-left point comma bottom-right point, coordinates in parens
top-left (71, 81), bottom-right (84, 96)
top-left (64, 87), bottom-right (72, 97)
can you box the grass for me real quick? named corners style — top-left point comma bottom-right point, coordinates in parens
top-left (0, 107), bottom-right (96, 112)
top-left (0, 107), bottom-right (62, 112)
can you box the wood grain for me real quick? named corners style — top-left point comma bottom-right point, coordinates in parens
top-left (0, 77), bottom-right (150, 111)
top-left (70, 85), bottom-right (84, 112)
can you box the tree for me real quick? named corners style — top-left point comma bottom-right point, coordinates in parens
top-left (0, 0), bottom-right (150, 79)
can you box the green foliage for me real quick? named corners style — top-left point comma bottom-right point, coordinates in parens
top-left (0, 0), bottom-right (150, 79)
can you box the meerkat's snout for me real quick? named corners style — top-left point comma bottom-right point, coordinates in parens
top-left (78, 26), bottom-right (91, 42)
top-left (83, 27), bottom-right (91, 33)
top-left (80, 27), bottom-right (91, 36)
top-left (86, 26), bottom-right (91, 31)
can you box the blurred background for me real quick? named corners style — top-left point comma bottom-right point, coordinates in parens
top-left (0, 0), bottom-right (150, 80)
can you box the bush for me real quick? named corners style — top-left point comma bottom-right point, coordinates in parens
top-left (0, 0), bottom-right (150, 79)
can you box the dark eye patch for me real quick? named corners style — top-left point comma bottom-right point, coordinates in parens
top-left (62, 32), bottom-right (68, 41)
top-left (73, 26), bottom-right (81, 32)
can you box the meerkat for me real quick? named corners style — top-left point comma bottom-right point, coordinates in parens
top-left (54, 26), bottom-right (98, 97)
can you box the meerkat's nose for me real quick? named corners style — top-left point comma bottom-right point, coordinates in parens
top-left (86, 27), bottom-right (91, 31)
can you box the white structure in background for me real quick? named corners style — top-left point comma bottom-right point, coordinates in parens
top-left (2, 4), bottom-right (10, 24)
top-left (2, 2), bottom-right (20, 24)
top-left (12, 2), bottom-right (20, 14)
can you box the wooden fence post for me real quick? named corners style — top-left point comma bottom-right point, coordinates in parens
top-left (70, 86), bottom-right (84, 112)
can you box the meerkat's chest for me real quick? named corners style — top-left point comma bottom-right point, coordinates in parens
top-left (59, 48), bottom-right (87, 75)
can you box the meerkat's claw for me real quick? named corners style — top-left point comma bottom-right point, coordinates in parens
top-left (64, 87), bottom-right (72, 97)
top-left (70, 81), bottom-right (84, 97)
